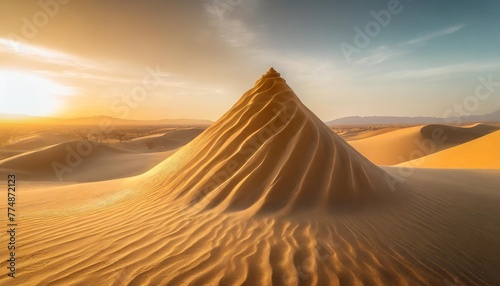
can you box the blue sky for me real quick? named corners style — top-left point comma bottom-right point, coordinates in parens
top-left (0, 0), bottom-right (499, 120)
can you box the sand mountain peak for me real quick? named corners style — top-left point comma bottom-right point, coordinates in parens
top-left (151, 69), bottom-right (395, 215)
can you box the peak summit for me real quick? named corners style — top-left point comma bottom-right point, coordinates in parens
top-left (151, 70), bottom-right (396, 215)
top-left (267, 67), bottom-right (278, 75)
top-left (255, 67), bottom-right (285, 86)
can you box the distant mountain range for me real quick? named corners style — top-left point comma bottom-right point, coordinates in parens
top-left (3, 109), bottom-right (499, 127)
top-left (326, 109), bottom-right (500, 126)
top-left (0, 114), bottom-right (213, 126)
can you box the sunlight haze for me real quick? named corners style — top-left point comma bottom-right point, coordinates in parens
top-left (1, 0), bottom-right (499, 120)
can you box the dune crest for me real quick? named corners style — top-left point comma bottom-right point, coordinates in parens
top-left (147, 68), bottom-right (395, 214)
top-left (420, 123), bottom-right (498, 143)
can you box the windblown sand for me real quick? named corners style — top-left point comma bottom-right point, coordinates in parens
top-left (0, 69), bottom-right (498, 285)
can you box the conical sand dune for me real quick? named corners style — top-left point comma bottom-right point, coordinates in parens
top-left (147, 68), bottom-right (395, 214)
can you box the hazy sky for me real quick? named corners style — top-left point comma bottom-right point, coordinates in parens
top-left (0, 0), bottom-right (499, 120)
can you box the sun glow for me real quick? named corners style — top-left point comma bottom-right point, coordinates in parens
top-left (0, 70), bottom-right (74, 117)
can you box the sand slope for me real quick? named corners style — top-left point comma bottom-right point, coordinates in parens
top-left (1, 69), bottom-right (498, 285)
top-left (399, 130), bottom-right (500, 169)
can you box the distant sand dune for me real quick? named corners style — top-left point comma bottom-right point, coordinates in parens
top-left (3, 133), bottom-right (78, 151)
top-left (420, 123), bottom-right (498, 143)
top-left (0, 141), bottom-right (173, 182)
top-left (0, 133), bottom-right (78, 160)
top-left (399, 130), bottom-right (500, 169)
top-left (117, 128), bottom-right (205, 152)
top-left (348, 124), bottom-right (498, 165)
top-left (0, 127), bottom-right (204, 181)
top-left (340, 127), bottom-right (399, 141)
top-left (348, 126), bottom-right (435, 165)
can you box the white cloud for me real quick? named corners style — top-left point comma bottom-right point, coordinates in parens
top-left (353, 24), bottom-right (466, 66)
top-left (0, 38), bottom-right (105, 71)
top-left (204, 3), bottom-right (343, 82)
top-left (381, 62), bottom-right (500, 80)
top-left (399, 24), bottom-right (465, 47)
top-left (217, 19), bottom-right (257, 48)
top-left (354, 45), bottom-right (407, 66)
top-left (0, 38), bottom-right (203, 91)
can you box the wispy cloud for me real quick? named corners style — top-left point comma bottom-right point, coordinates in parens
top-left (204, 1), bottom-right (256, 48)
top-left (204, 4), bottom-right (343, 82)
top-left (399, 24), bottom-right (465, 47)
top-left (217, 19), bottom-right (257, 48)
top-left (0, 38), bottom-right (192, 88)
top-left (0, 37), bottom-right (227, 108)
top-left (353, 24), bottom-right (466, 66)
top-left (0, 38), bottom-right (105, 71)
top-left (380, 62), bottom-right (500, 80)
top-left (354, 45), bottom-right (407, 66)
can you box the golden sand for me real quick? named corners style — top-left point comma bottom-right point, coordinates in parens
top-left (0, 69), bottom-right (498, 285)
